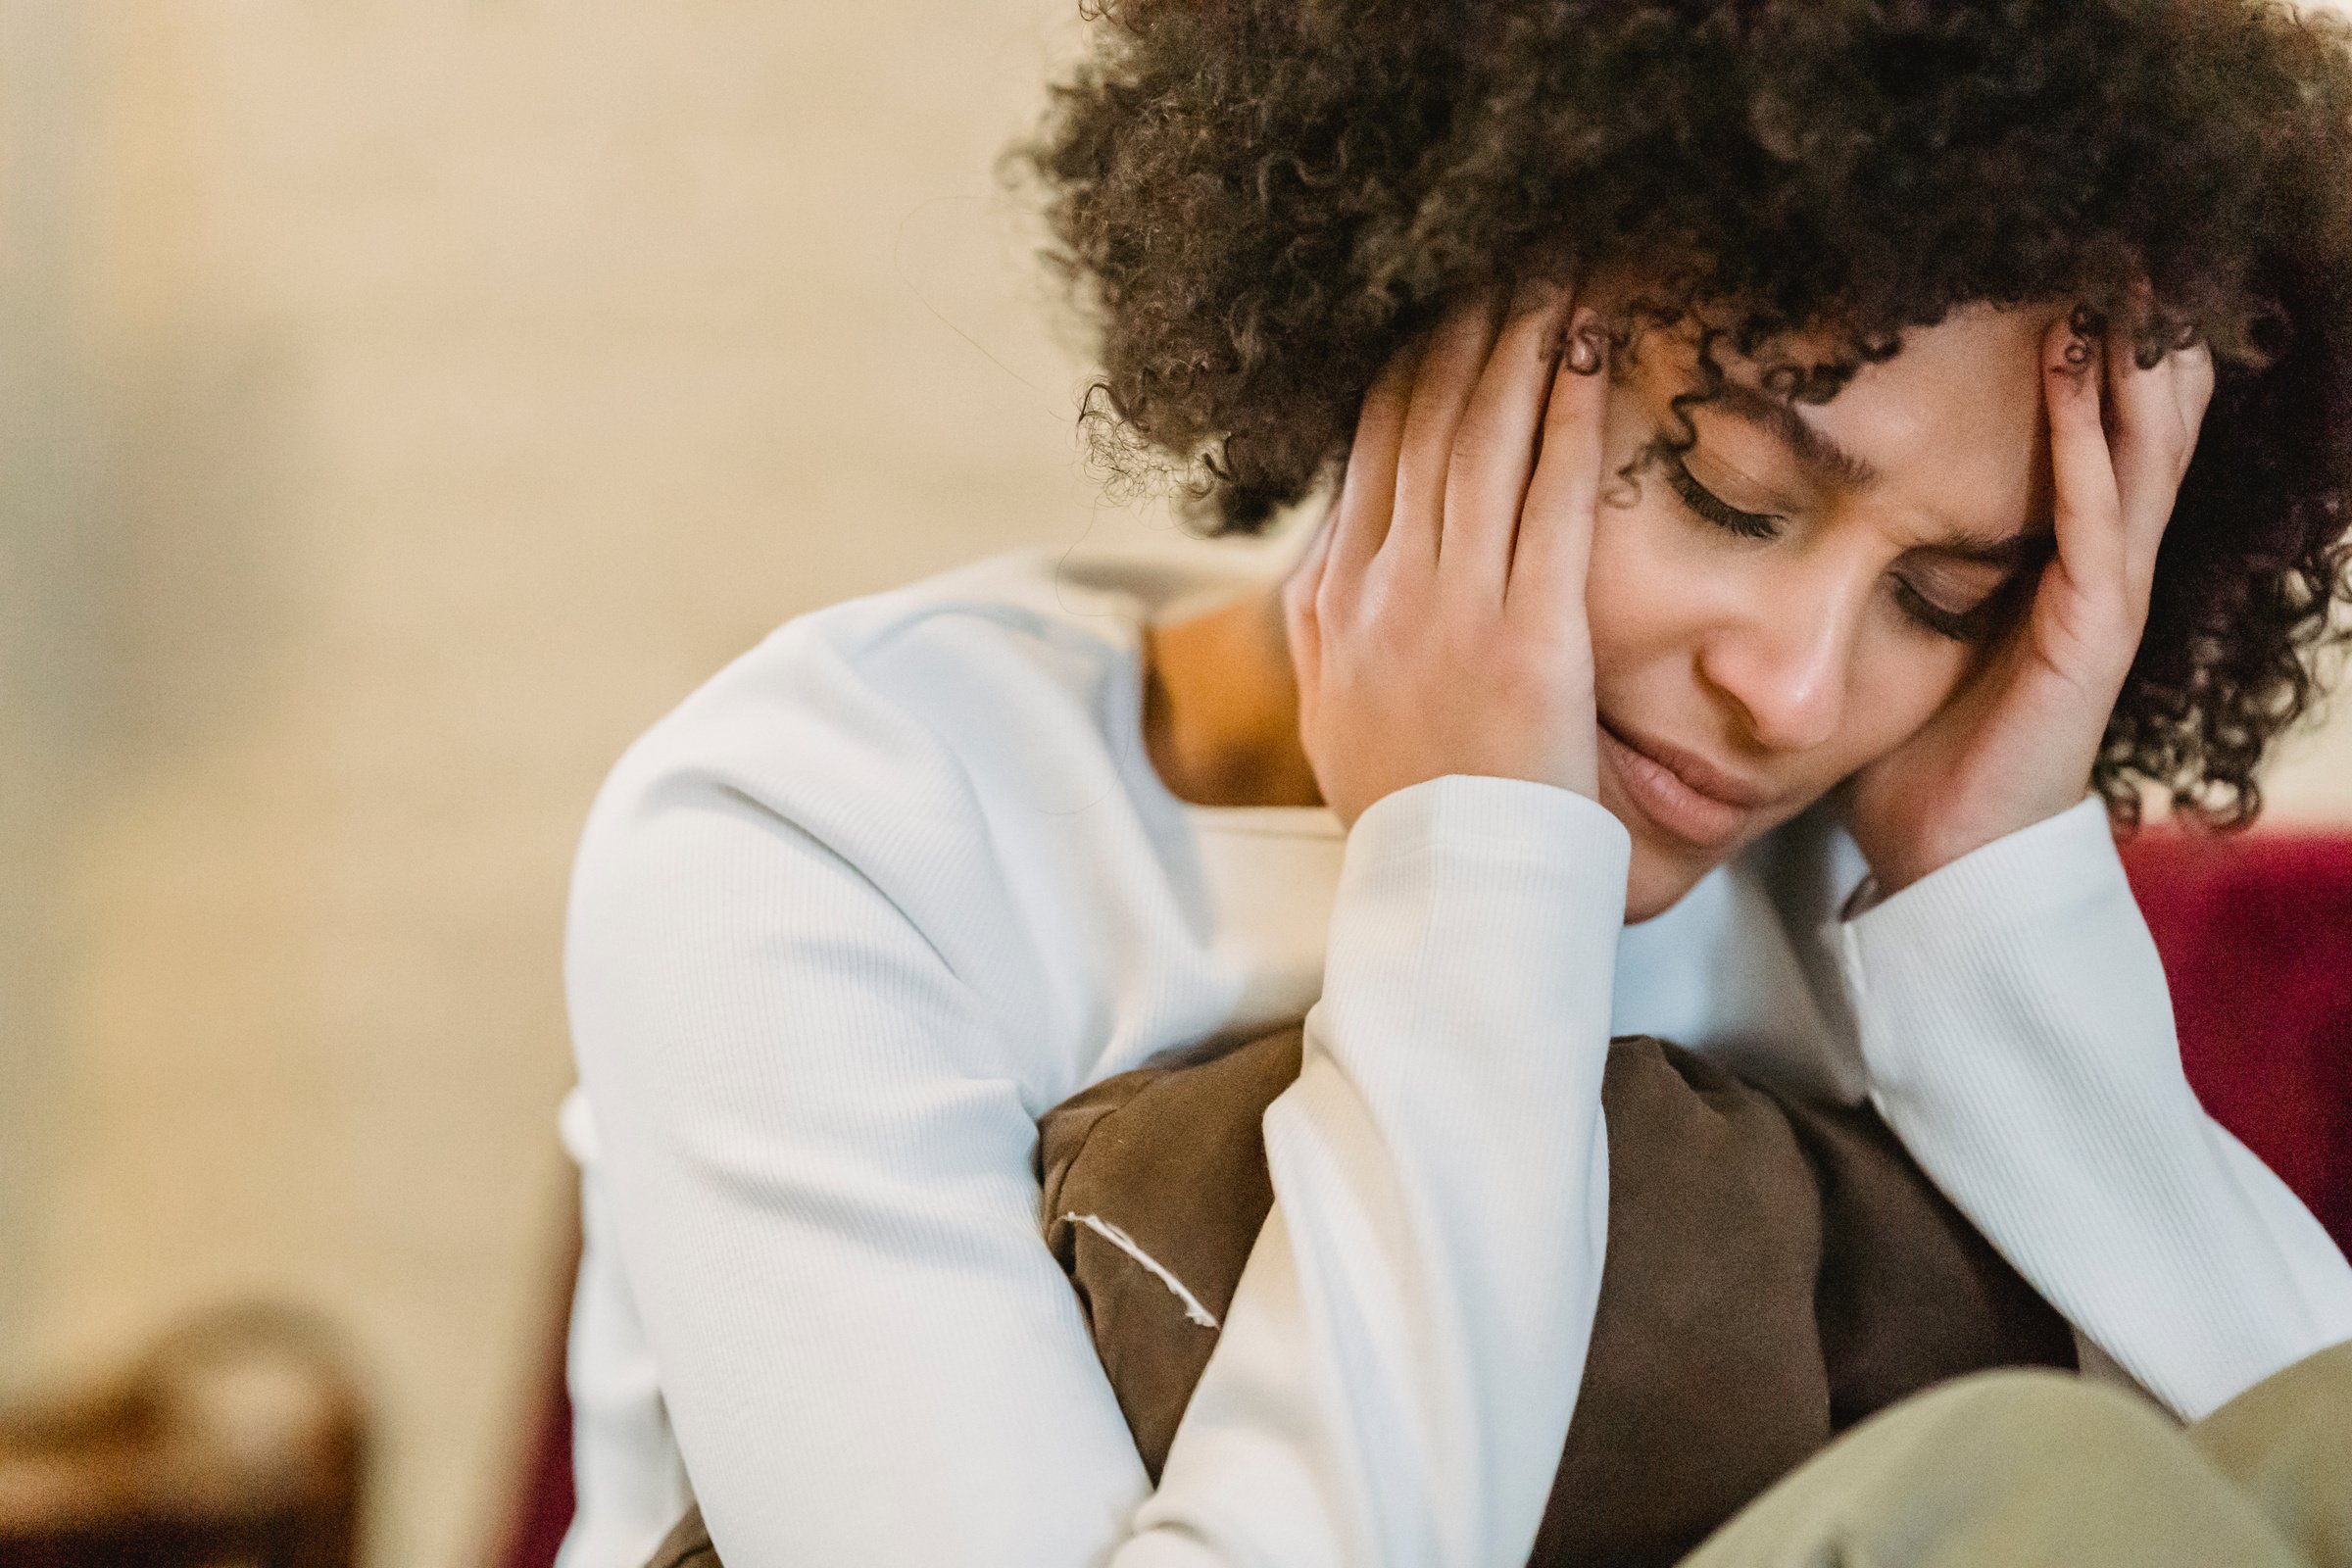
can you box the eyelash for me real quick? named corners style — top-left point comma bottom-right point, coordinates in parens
top-left (1891, 580), bottom-right (1984, 643)
top-left (1659, 448), bottom-right (1780, 541)
top-left (1657, 449), bottom-right (1995, 644)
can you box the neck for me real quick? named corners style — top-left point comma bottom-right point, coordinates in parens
top-left (1142, 583), bottom-right (1325, 809)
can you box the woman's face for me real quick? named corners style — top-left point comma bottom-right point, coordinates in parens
top-left (1583, 293), bottom-right (2074, 920)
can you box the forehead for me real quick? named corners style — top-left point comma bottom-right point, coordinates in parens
top-left (1642, 299), bottom-right (2070, 544)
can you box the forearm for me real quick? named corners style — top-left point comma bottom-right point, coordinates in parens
top-left (1135, 775), bottom-right (1631, 1566)
top-left (1836, 797), bottom-right (2352, 1419)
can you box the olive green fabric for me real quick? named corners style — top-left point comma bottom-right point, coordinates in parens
top-left (1678, 1342), bottom-right (2352, 1568)
top-left (650, 1340), bottom-right (2352, 1567)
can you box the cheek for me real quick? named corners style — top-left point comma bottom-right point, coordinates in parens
top-left (1583, 500), bottom-right (1666, 672)
top-left (1584, 456), bottom-right (1763, 684)
top-left (1591, 502), bottom-right (1978, 766)
top-left (1584, 432), bottom-right (1699, 671)
top-left (1836, 638), bottom-right (1979, 773)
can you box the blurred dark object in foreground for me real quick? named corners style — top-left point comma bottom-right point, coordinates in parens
top-left (0, 1303), bottom-right (366, 1568)
top-left (488, 824), bottom-right (2352, 1568)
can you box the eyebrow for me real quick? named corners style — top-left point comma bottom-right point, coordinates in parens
top-left (1923, 528), bottom-right (2052, 571)
top-left (1706, 380), bottom-right (1885, 492)
top-left (1704, 379), bottom-right (2050, 567)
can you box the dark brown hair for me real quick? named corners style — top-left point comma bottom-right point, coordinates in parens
top-left (1015, 0), bottom-right (2352, 827)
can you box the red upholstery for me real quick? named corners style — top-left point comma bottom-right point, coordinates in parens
top-left (2122, 829), bottom-right (2352, 1260)
top-left (494, 829), bottom-right (2352, 1568)
top-left (492, 1216), bottom-right (578, 1568)
top-left (493, 1350), bottom-right (577, 1568)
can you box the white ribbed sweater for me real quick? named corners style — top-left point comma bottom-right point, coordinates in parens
top-left (558, 546), bottom-right (2352, 1568)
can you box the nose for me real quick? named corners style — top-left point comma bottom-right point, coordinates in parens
top-left (1694, 565), bottom-right (1859, 756)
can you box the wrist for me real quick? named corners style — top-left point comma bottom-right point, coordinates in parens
top-left (1859, 782), bottom-right (2101, 899)
top-left (1871, 832), bottom-right (1999, 900)
top-left (1847, 792), bottom-right (2112, 918)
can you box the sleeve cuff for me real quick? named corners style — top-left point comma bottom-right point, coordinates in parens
top-left (1835, 795), bottom-right (2119, 987)
top-left (1817, 793), bottom-right (2352, 1420)
top-left (1344, 773), bottom-right (1634, 875)
top-left (1319, 773), bottom-right (1631, 1100)
top-left (1830, 793), bottom-right (2174, 1110)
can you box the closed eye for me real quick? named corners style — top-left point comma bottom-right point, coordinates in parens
top-left (1658, 438), bottom-right (2031, 644)
top-left (1658, 447), bottom-right (1780, 541)
top-left (1898, 535), bottom-right (2048, 644)
top-left (1894, 578), bottom-right (1992, 642)
top-left (1894, 568), bottom-right (2033, 644)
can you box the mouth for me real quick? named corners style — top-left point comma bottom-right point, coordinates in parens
top-left (1596, 716), bottom-right (1775, 852)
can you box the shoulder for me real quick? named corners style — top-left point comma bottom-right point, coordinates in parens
top-left (560, 551), bottom-right (1132, 1079)
top-left (565, 544), bottom-right (1273, 991)
top-left (582, 540), bottom-right (1288, 841)
top-left (561, 542), bottom-right (1278, 1090)
top-left (578, 548), bottom-right (1159, 861)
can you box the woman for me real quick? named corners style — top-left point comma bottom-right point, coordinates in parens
top-left (557, 2), bottom-right (2352, 1564)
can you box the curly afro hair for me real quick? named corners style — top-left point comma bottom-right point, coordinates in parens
top-left (1014, 0), bottom-right (2352, 828)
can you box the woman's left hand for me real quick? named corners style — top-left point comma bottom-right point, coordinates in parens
top-left (1841, 293), bottom-right (2217, 899)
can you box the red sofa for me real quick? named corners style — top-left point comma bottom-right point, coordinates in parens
top-left (492, 827), bottom-right (2352, 1568)
top-left (2123, 829), bottom-right (2352, 1253)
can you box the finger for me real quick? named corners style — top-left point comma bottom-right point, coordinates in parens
top-left (2101, 303), bottom-right (2178, 596)
top-left (1324, 333), bottom-right (1426, 609)
top-left (1508, 305), bottom-right (1612, 619)
top-left (1283, 500), bottom-right (1338, 704)
top-left (2165, 338), bottom-right (2218, 585)
top-left (1285, 498), bottom-right (1339, 628)
top-left (2174, 338), bottom-right (2217, 432)
top-left (2171, 338), bottom-right (2217, 474)
top-left (1386, 288), bottom-right (1508, 572)
top-left (2045, 311), bottom-right (2126, 596)
top-left (1440, 277), bottom-right (1578, 599)
top-left (2104, 291), bottom-right (2198, 536)
top-left (2107, 307), bottom-right (2218, 607)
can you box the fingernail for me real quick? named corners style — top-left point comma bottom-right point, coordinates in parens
top-left (1565, 310), bottom-right (1606, 375)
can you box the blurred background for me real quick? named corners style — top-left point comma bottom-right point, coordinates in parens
top-left (0, 2), bottom-right (2347, 1564)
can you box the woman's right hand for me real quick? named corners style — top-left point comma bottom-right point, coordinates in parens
top-left (1285, 281), bottom-right (1614, 829)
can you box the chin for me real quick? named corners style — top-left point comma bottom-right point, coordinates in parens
top-left (1623, 843), bottom-right (1714, 925)
top-left (1596, 762), bottom-right (1736, 924)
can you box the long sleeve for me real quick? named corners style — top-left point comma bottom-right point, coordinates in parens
top-left (570, 775), bottom-right (1157, 1565)
top-left (1832, 795), bottom-right (2352, 1420)
top-left (555, 1095), bottom-right (691, 1568)
top-left (1132, 777), bottom-right (1631, 1567)
top-left (568, 754), bottom-right (1630, 1565)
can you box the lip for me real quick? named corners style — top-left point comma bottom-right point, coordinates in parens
top-left (1597, 717), bottom-right (1775, 851)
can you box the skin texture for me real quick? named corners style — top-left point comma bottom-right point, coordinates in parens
top-left (1147, 276), bottom-right (2215, 921)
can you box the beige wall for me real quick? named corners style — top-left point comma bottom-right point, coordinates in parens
top-left (3, 5), bottom-right (2349, 1567)
top-left (7, 3), bottom-right (1174, 1563)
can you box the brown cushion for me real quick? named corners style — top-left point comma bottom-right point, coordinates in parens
top-left (651, 1028), bottom-right (2073, 1567)
top-left (1038, 1028), bottom-right (2075, 1567)
top-left (645, 1502), bottom-right (719, 1568)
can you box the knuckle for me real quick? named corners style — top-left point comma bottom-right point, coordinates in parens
top-left (1284, 592), bottom-right (1317, 641)
top-left (1314, 571), bottom-right (1353, 629)
top-left (1353, 564), bottom-right (1411, 630)
top-left (1447, 418), bottom-right (1504, 480)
